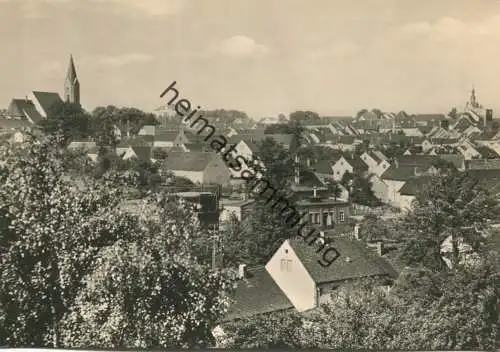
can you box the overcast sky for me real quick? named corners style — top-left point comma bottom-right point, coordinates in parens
top-left (1, 0), bottom-right (500, 118)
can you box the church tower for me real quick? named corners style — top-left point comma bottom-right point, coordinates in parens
top-left (467, 85), bottom-right (480, 109)
top-left (64, 54), bottom-right (80, 106)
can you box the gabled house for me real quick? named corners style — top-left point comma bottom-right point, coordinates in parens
top-left (221, 236), bottom-right (397, 323)
top-left (326, 135), bottom-right (357, 151)
top-left (263, 238), bottom-right (397, 312)
top-left (360, 150), bottom-right (388, 174)
top-left (122, 146), bottom-right (152, 162)
top-left (5, 98), bottom-right (43, 124)
top-left (138, 124), bottom-right (156, 136)
top-left (377, 164), bottom-right (438, 207)
top-left (331, 156), bottom-right (368, 181)
top-left (154, 129), bottom-right (188, 147)
top-left (397, 176), bottom-right (435, 211)
top-left (163, 152), bottom-right (231, 185)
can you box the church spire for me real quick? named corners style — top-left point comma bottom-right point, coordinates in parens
top-left (64, 54), bottom-right (80, 106)
top-left (468, 85), bottom-right (479, 109)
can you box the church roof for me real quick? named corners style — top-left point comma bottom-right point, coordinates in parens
top-left (32, 91), bottom-right (63, 116)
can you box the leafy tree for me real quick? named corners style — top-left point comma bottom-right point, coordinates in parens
top-left (448, 107), bottom-right (458, 119)
top-left (0, 134), bottom-right (234, 348)
top-left (0, 134), bottom-right (138, 347)
top-left (59, 196), bottom-right (234, 348)
top-left (355, 109), bottom-right (368, 119)
top-left (371, 108), bottom-right (383, 119)
top-left (398, 172), bottom-right (499, 271)
top-left (325, 179), bottom-right (342, 200)
top-left (289, 110), bottom-right (320, 122)
top-left (341, 172), bottom-right (380, 206)
top-left (223, 263), bottom-right (500, 350)
top-left (152, 147), bottom-right (169, 160)
top-left (38, 101), bottom-right (92, 143)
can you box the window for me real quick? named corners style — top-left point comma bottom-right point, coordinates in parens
top-left (339, 211), bottom-right (345, 222)
top-left (280, 259), bottom-right (286, 271)
top-left (314, 213), bottom-right (320, 224)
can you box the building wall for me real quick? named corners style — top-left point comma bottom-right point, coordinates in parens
top-left (203, 157), bottom-right (232, 185)
top-left (265, 240), bottom-right (317, 312)
top-left (399, 194), bottom-right (416, 211)
top-left (153, 140), bottom-right (175, 147)
top-left (360, 152), bottom-right (378, 173)
top-left (220, 205), bottom-right (242, 222)
top-left (384, 179), bottom-right (406, 206)
top-left (370, 175), bottom-right (389, 203)
top-left (332, 157), bottom-right (353, 181)
top-left (138, 125), bottom-right (155, 136)
top-left (374, 160), bottom-right (391, 176)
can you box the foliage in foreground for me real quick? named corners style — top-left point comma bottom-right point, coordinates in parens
top-left (0, 134), bottom-right (233, 348)
top-left (222, 259), bottom-right (500, 350)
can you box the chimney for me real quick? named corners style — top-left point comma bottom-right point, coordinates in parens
top-left (377, 241), bottom-right (384, 256)
top-left (238, 264), bottom-right (247, 279)
top-left (307, 158), bottom-right (311, 167)
top-left (313, 186), bottom-right (317, 198)
top-left (394, 159), bottom-right (399, 168)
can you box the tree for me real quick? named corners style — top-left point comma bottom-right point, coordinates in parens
top-left (223, 264), bottom-right (500, 350)
top-left (289, 110), bottom-right (320, 123)
top-left (0, 134), bottom-right (234, 348)
top-left (355, 109), bottom-right (368, 119)
top-left (59, 196), bottom-right (234, 348)
top-left (38, 101), bottom-right (92, 143)
top-left (398, 172), bottom-right (499, 271)
top-left (448, 107), bottom-right (458, 119)
top-left (0, 133), bottom-right (138, 347)
top-left (325, 179), bottom-right (342, 200)
top-left (341, 172), bottom-right (381, 206)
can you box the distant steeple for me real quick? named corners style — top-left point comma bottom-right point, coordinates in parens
top-left (467, 85), bottom-right (480, 109)
top-left (64, 54), bottom-right (80, 106)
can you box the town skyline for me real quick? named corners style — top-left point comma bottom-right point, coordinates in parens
top-left (2, 0), bottom-right (500, 117)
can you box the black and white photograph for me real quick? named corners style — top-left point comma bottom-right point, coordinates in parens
top-left (0, 0), bottom-right (499, 350)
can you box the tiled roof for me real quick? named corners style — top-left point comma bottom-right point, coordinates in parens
top-left (6, 99), bottom-right (43, 123)
top-left (381, 165), bottom-right (429, 181)
top-left (348, 157), bottom-right (369, 172)
top-left (0, 118), bottom-right (32, 130)
top-left (475, 146), bottom-right (500, 159)
top-left (430, 138), bottom-right (459, 145)
top-left (130, 146), bottom-right (152, 161)
top-left (412, 113), bottom-right (447, 121)
top-left (368, 151), bottom-right (382, 163)
top-left (394, 155), bottom-right (440, 167)
top-left (467, 159), bottom-right (500, 170)
top-left (398, 176), bottom-right (436, 196)
top-left (223, 266), bottom-right (294, 321)
top-left (438, 154), bottom-right (465, 169)
top-left (155, 131), bottom-right (179, 141)
top-left (164, 151), bottom-right (216, 171)
top-left (32, 91), bottom-right (63, 116)
top-left (289, 238), bottom-right (398, 285)
top-left (310, 160), bottom-right (334, 175)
